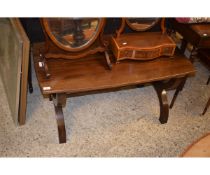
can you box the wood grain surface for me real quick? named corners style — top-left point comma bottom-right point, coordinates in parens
top-left (33, 43), bottom-right (195, 95)
top-left (181, 133), bottom-right (210, 157)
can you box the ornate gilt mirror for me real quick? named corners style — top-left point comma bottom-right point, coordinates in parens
top-left (40, 18), bottom-right (111, 77)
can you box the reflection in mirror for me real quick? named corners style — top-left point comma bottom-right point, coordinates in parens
top-left (126, 18), bottom-right (159, 31)
top-left (46, 18), bottom-right (100, 48)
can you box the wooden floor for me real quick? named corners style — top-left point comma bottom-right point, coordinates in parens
top-left (182, 133), bottom-right (210, 157)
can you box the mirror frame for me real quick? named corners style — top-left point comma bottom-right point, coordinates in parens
top-left (42, 18), bottom-right (105, 52)
top-left (125, 18), bottom-right (161, 31)
top-left (116, 18), bottom-right (166, 38)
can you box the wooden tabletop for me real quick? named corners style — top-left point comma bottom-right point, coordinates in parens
top-left (112, 32), bottom-right (175, 49)
top-left (190, 24), bottom-right (210, 38)
top-left (33, 43), bottom-right (195, 95)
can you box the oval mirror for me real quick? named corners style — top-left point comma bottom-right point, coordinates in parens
top-left (126, 18), bottom-right (160, 31)
top-left (42, 18), bottom-right (105, 52)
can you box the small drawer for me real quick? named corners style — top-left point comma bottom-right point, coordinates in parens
top-left (119, 50), bottom-right (133, 58)
top-left (135, 49), bottom-right (160, 59)
top-left (161, 47), bottom-right (174, 56)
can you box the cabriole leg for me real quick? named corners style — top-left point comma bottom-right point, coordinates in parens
top-left (202, 98), bottom-right (210, 115)
top-left (153, 83), bottom-right (169, 124)
top-left (170, 77), bottom-right (187, 109)
top-left (54, 105), bottom-right (66, 143)
top-left (206, 76), bottom-right (210, 85)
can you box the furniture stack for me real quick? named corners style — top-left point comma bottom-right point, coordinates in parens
top-left (33, 18), bottom-right (195, 143)
top-left (169, 18), bottom-right (210, 115)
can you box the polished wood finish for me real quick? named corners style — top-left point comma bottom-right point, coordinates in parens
top-left (169, 18), bottom-right (210, 63)
top-left (154, 77), bottom-right (187, 123)
top-left (169, 19), bottom-right (210, 49)
top-left (181, 132), bottom-right (210, 157)
top-left (42, 18), bottom-right (105, 52)
top-left (116, 18), bottom-right (165, 37)
top-left (52, 93), bottom-right (66, 143)
top-left (43, 40), bottom-right (105, 59)
top-left (125, 18), bottom-right (160, 32)
top-left (110, 32), bottom-right (176, 61)
top-left (116, 18), bottom-right (126, 38)
top-left (161, 18), bottom-right (166, 34)
top-left (40, 18), bottom-right (111, 70)
top-left (34, 43), bottom-right (194, 95)
top-left (112, 18), bottom-right (176, 62)
top-left (153, 83), bottom-right (169, 124)
top-left (153, 77), bottom-right (186, 123)
top-left (33, 43), bottom-right (195, 143)
top-left (190, 24), bottom-right (210, 48)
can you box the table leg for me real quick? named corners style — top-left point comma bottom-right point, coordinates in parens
top-left (206, 76), bottom-right (210, 85)
top-left (170, 77), bottom-right (187, 109)
top-left (202, 97), bottom-right (210, 115)
top-left (180, 39), bottom-right (188, 54)
top-left (52, 93), bottom-right (67, 143)
top-left (153, 83), bottom-right (169, 124)
top-left (153, 77), bottom-right (187, 124)
top-left (189, 46), bottom-right (197, 63)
